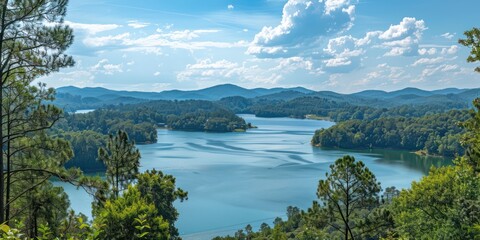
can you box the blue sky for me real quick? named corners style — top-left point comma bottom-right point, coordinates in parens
top-left (40, 0), bottom-right (480, 93)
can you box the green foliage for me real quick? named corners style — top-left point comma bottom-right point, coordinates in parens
top-left (460, 98), bottom-right (480, 172)
top-left (94, 186), bottom-right (170, 240)
top-left (392, 164), bottom-right (480, 239)
top-left (459, 27), bottom-right (480, 72)
top-left (313, 110), bottom-right (468, 157)
top-left (317, 155), bottom-right (382, 239)
top-left (0, 224), bottom-right (22, 240)
top-left (136, 169), bottom-right (188, 238)
top-left (60, 130), bottom-right (108, 172)
top-left (215, 157), bottom-right (389, 240)
top-left (98, 130), bottom-right (140, 199)
top-left (231, 96), bottom-right (467, 121)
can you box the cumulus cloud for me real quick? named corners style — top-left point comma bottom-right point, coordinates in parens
top-left (418, 48), bottom-right (437, 55)
top-left (177, 57), bottom-right (315, 85)
top-left (248, 0), bottom-right (357, 58)
top-left (323, 35), bottom-right (364, 71)
top-left (379, 17), bottom-right (427, 56)
top-left (177, 59), bottom-right (239, 82)
top-left (91, 59), bottom-right (123, 75)
top-left (319, 17), bottom-right (427, 72)
top-left (227, 4), bottom-right (234, 10)
top-left (441, 45), bottom-right (458, 55)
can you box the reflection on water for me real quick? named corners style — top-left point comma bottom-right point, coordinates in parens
top-left (62, 114), bottom-right (452, 239)
top-left (325, 148), bottom-right (453, 175)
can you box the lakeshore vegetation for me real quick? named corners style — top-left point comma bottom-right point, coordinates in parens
top-left (0, 1), bottom-right (479, 239)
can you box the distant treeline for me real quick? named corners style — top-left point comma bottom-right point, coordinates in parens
top-left (54, 100), bottom-right (247, 172)
top-left (312, 110), bottom-right (469, 157)
top-left (219, 96), bottom-right (468, 121)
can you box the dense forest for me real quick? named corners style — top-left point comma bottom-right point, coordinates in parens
top-left (0, 1), bottom-right (479, 239)
top-left (219, 95), bottom-right (468, 121)
top-left (312, 110), bottom-right (469, 157)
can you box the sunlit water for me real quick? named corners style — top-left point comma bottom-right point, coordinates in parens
top-left (59, 114), bottom-right (451, 239)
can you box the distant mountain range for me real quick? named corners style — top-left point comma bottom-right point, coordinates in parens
top-left (56, 84), bottom-right (314, 101)
top-left (54, 84), bottom-right (480, 111)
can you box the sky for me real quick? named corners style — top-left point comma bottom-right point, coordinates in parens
top-left (39, 0), bottom-right (480, 93)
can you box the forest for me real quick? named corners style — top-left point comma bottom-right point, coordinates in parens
top-left (0, 1), bottom-right (479, 240)
top-left (312, 110), bottom-right (469, 157)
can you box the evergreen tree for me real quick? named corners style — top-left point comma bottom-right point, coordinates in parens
top-left (317, 155), bottom-right (381, 240)
top-left (0, 0), bottom-right (74, 223)
top-left (136, 169), bottom-right (188, 238)
top-left (98, 130), bottom-right (140, 199)
top-left (459, 27), bottom-right (480, 72)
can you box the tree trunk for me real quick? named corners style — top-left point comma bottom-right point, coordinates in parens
top-left (0, 80), bottom-right (4, 223)
top-left (5, 108), bottom-right (10, 223)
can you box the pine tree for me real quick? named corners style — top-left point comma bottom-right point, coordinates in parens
top-left (0, 0), bottom-right (74, 223)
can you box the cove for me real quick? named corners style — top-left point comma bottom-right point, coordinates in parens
top-left (60, 114), bottom-right (451, 239)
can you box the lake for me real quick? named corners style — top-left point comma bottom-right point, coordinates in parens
top-left (60, 114), bottom-right (451, 239)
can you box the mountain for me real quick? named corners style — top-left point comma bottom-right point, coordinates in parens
top-left (386, 87), bottom-right (434, 98)
top-left (55, 84), bottom-right (317, 110)
top-left (55, 84), bottom-right (480, 111)
top-left (351, 90), bottom-right (388, 99)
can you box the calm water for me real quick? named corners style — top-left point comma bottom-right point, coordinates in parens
top-left (60, 114), bottom-right (451, 239)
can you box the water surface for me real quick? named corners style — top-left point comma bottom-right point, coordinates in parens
top-left (62, 114), bottom-right (451, 239)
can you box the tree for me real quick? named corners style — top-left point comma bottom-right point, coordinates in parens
top-left (317, 155), bottom-right (381, 240)
top-left (0, 0), bottom-right (75, 223)
top-left (136, 169), bottom-right (188, 238)
top-left (392, 165), bottom-right (480, 239)
top-left (98, 130), bottom-right (140, 199)
top-left (459, 27), bottom-right (480, 72)
top-left (460, 98), bottom-right (480, 173)
top-left (94, 186), bottom-right (170, 240)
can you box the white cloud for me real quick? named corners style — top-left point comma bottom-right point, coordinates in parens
top-left (92, 59), bottom-right (123, 75)
top-left (441, 32), bottom-right (455, 40)
top-left (36, 70), bottom-right (98, 88)
top-left (65, 21), bottom-right (120, 35)
top-left (379, 18), bottom-right (427, 57)
top-left (127, 20), bottom-right (150, 29)
top-left (154, 72), bottom-right (161, 76)
top-left (320, 17), bottom-right (427, 71)
top-left (177, 58), bottom-right (315, 85)
top-left (412, 57), bottom-right (446, 66)
top-left (248, 0), bottom-right (357, 58)
top-left (441, 45), bottom-right (458, 55)
top-left (416, 64), bottom-right (460, 82)
top-left (83, 33), bottom-right (130, 47)
top-left (379, 17), bottom-right (426, 41)
top-left (323, 35), bottom-right (364, 71)
top-left (358, 63), bottom-right (406, 85)
top-left (177, 59), bottom-right (239, 82)
top-left (65, 22), bottom-right (120, 36)
top-left (164, 29), bottom-right (220, 41)
top-left (81, 28), bottom-right (242, 52)
top-left (418, 48), bottom-right (437, 55)
top-left (228, 4), bottom-right (234, 10)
